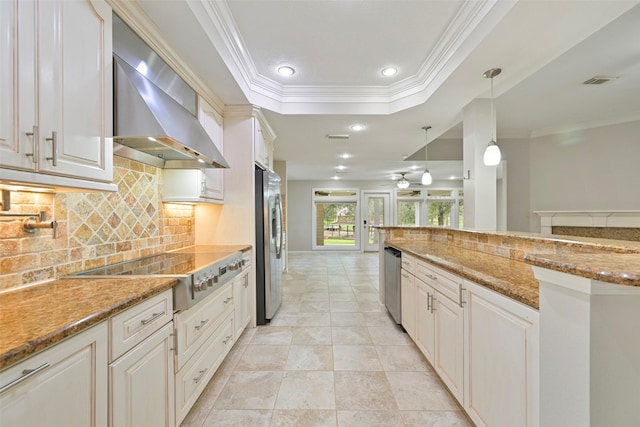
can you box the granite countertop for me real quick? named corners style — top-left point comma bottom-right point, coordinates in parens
top-left (387, 240), bottom-right (540, 309)
top-left (525, 253), bottom-right (640, 286)
top-left (171, 244), bottom-right (253, 254)
top-left (0, 277), bottom-right (176, 370)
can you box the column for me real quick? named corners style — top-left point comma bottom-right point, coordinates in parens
top-left (463, 99), bottom-right (497, 230)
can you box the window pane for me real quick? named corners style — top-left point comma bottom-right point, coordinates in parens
top-left (367, 197), bottom-right (385, 245)
top-left (315, 202), bottom-right (357, 247)
top-left (427, 201), bottom-right (452, 227)
top-left (397, 201), bottom-right (419, 226)
top-left (458, 199), bottom-right (464, 228)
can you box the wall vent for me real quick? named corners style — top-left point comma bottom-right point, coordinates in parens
top-left (326, 134), bottom-right (350, 140)
top-left (582, 76), bottom-right (617, 85)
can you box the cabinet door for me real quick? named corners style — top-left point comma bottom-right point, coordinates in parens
top-left (0, 0), bottom-right (37, 171)
top-left (415, 280), bottom-right (435, 364)
top-left (0, 322), bottom-right (107, 427)
top-left (110, 322), bottom-right (175, 427)
top-left (37, 0), bottom-right (112, 181)
top-left (400, 270), bottom-right (416, 339)
top-left (465, 282), bottom-right (539, 427)
top-left (434, 292), bottom-right (464, 404)
top-left (198, 98), bottom-right (224, 200)
top-left (254, 119), bottom-right (267, 168)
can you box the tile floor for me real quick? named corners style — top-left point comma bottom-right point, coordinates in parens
top-left (180, 252), bottom-right (472, 427)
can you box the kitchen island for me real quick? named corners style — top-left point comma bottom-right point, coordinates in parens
top-left (379, 226), bottom-right (640, 427)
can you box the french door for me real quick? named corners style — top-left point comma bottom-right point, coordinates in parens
top-left (362, 192), bottom-right (390, 252)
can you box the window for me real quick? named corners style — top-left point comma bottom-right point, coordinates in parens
top-left (312, 189), bottom-right (359, 250)
top-left (425, 189), bottom-right (464, 228)
top-left (396, 189), bottom-right (421, 226)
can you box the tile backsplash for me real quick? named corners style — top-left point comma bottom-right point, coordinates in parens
top-left (0, 157), bottom-right (195, 291)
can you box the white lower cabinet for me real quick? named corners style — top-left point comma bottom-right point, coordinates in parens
top-left (109, 322), bottom-right (175, 427)
top-left (233, 270), bottom-right (251, 340)
top-left (395, 250), bottom-right (540, 426)
top-left (415, 280), bottom-right (435, 364)
top-left (0, 322), bottom-right (108, 427)
top-left (400, 269), bottom-right (416, 340)
top-left (464, 280), bottom-right (539, 427)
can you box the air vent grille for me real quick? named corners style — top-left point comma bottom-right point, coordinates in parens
top-left (582, 76), bottom-right (617, 85)
top-left (326, 134), bottom-right (350, 140)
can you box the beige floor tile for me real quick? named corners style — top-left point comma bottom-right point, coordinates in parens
top-left (368, 325), bottom-right (413, 346)
top-left (235, 345), bottom-right (289, 371)
top-left (401, 410), bottom-right (473, 426)
top-left (299, 300), bottom-right (331, 312)
top-left (334, 371), bottom-right (398, 411)
top-left (269, 312), bottom-right (299, 326)
top-left (302, 292), bottom-right (330, 302)
top-left (272, 409), bottom-right (337, 427)
top-left (251, 326), bottom-right (293, 345)
top-left (375, 345), bottom-right (433, 372)
top-left (214, 371), bottom-right (282, 409)
top-left (362, 312), bottom-right (396, 326)
top-left (275, 371), bottom-right (335, 409)
top-left (331, 326), bottom-right (372, 344)
top-left (329, 293), bottom-right (357, 302)
top-left (385, 372), bottom-right (458, 411)
top-left (235, 327), bottom-right (256, 346)
top-left (200, 409), bottom-right (272, 427)
top-left (297, 312), bottom-right (331, 326)
top-left (285, 345), bottom-right (334, 371)
top-left (329, 300), bottom-right (361, 312)
top-left (291, 326), bottom-right (332, 345)
top-left (337, 410), bottom-right (404, 427)
top-left (357, 300), bottom-right (385, 312)
top-left (329, 312), bottom-right (365, 326)
top-left (333, 345), bottom-right (382, 371)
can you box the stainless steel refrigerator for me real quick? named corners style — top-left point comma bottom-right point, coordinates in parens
top-left (255, 166), bottom-right (283, 324)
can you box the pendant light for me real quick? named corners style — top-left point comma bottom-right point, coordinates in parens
top-left (421, 125), bottom-right (433, 185)
top-left (396, 173), bottom-right (410, 189)
top-left (483, 68), bottom-right (502, 166)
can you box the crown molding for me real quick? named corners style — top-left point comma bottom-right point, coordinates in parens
top-left (107, 0), bottom-right (226, 115)
top-left (530, 112), bottom-right (640, 138)
top-left (192, 0), bottom-right (514, 113)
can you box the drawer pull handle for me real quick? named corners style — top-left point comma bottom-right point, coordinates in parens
top-left (427, 291), bottom-right (431, 311)
top-left (141, 311), bottom-right (164, 325)
top-left (222, 335), bottom-right (232, 344)
top-left (458, 284), bottom-right (467, 308)
top-left (426, 274), bottom-right (438, 281)
top-left (194, 319), bottom-right (210, 331)
top-left (0, 363), bottom-right (50, 394)
top-left (223, 297), bottom-right (232, 304)
top-left (25, 125), bottom-right (39, 163)
top-left (430, 293), bottom-right (435, 313)
top-left (193, 368), bottom-right (208, 384)
top-left (45, 131), bottom-right (57, 166)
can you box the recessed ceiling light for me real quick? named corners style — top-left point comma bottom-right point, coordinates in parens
top-left (450, 175), bottom-right (456, 180)
top-left (409, 165), bottom-right (420, 170)
top-left (339, 153), bottom-right (352, 159)
top-left (381, 67), bottom-right (398, 77)
top-left (277, 66), bottom-right (295, 76)
top-left (350, 124), bottom-right (365, 131)
top-left (332, 176), bottom-right (340, 180)
top-left (336, 165), bottom-right (347, 170)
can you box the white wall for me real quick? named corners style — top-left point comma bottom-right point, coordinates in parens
top-left (500, 137), bottom-right (531, 232)
top-left (528, 120), bottom-right (640, 231)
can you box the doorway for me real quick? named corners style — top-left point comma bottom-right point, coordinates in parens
top-left (362, 192), bottom-right (390, 252)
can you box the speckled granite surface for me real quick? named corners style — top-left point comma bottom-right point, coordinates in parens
top-left (525, 253), bottom-right (640, 286)
top-left (387, 240), bottom-right (540, 309)
top-left (0, 277), bottom-right (176, 370)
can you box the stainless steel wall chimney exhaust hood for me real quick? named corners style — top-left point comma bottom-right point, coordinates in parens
top-left (112, 14), bottom-right (229, 169)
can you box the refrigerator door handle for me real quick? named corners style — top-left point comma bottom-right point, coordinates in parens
top-left (274, 194), bottom-right (283, 259)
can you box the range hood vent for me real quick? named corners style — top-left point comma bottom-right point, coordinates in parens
top-left (112, 15), bottom-right (229, 169)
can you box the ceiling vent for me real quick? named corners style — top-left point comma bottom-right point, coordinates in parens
top-left (582, 76), bottom-right (618, 85)
top-left (326, 134), bottom-right (350, 140)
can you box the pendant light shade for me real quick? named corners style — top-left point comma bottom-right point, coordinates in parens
top-left (421, 125), bottom-right (432, 186)
top-left (421, 170), bottom-right (433, 185)
top-left (483, 68), bottom-right (502, 166)
top-left (483, 140), bottom-right (501, 166)
top-left (396, 173), bottom-right (410, 189)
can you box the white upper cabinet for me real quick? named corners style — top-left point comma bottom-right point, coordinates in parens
top-left (0, 0), bottom-right (114, 191)
top-left (162, 97), bottom-right (224, 203)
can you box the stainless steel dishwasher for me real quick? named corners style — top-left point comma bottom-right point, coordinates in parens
top-left (384, 246), bottom-right (402, 324)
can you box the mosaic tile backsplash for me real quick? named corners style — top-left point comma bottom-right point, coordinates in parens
top-left (0, 157), bottom-right (195, 291)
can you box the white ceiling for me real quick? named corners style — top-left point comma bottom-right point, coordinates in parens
top-left (131, 0), bottom-right (640, 182)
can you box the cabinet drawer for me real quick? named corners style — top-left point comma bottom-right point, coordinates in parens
top-left (110, 290), bottom-right (173, 362)
top-left (175, 314), bottom-right (234, 425)
top-left (174, 284), bottom-right (233, 370)
top-left (416, 260), bottom-right (462, 304)
top-left (401, 253), bottom-right (416, 275)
